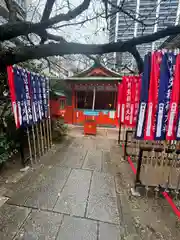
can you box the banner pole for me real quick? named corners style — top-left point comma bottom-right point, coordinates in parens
top-left (39, 121), bottom-right (44, 155)
top-left (31, 125), bottom-right (37, 163)
top-left (26, 127), bottom-right (33, 165)
top-left (35, 123), bottom-right (41, 158)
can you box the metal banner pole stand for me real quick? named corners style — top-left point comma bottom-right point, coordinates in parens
top-left (39, 121), bottom-right (44, 155)
top-left (26, 127), bottom-right (33, 165)
top-left (35, 123), bottom-right (41, 159)
top-left (31, 125), bottom-right (37, 163)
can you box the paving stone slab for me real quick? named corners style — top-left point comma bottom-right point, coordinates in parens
top-left (54, 169), bottom-right (92, 217)
top-left (24, 167), bottom-right (71, 210)
top-left (87, 194), bottom-right (120, 224)
top-left (0, 204), bottom-right (31, 240)
top-left (8, 166), bottom-right (55, 206)
top-left (95, 139), bottom-right (111, 151)
top-left (82, 150), bottom-right (102, 171)
top-left (57, 147), bottom-right (87, 168)
top-left (5, 168), bottom-right (38, 198)
top-left (87, 172), bottom-right (119, 224)
top-left (101, 150), bottom-right (112, 173)
top-left (90, 171), bottom-right (116, 198)
top-left (99, 222), bottom-right (121, 240)
top-left (14, 210), bottom-right (63, 240)
top-left (56, 215), bottom-right (97, 240)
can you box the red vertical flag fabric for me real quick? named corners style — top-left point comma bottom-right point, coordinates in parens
top-left (7, 66), bottom-right (20, 128)
top-left (167, 54), bottom-right (180, 140)
top-left (129, 76), bottom-right (135, 126)
top-left (121, 76), bottom-right (127, 124)
top-left (144, 51), bottom-right (162, 140)
top-left (132, 76), bottom-right (141, 127)
top-left (124, 76), bottom-right (132, 126)
top-left (117, 83), bottom-right (123, 120)
top-left (119, 76), bottom-right (141, 128)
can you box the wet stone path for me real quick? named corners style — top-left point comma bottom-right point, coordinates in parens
top-left (0, 135), bottom-right (122, 240)
top-left (1, 129), bottom-right (180, 240)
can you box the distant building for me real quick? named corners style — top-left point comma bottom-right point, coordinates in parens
top-left (109, 0), bottom-right (180, 70)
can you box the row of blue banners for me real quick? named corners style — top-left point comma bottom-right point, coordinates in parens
top-left (8, 66), bottom-right (50, 128)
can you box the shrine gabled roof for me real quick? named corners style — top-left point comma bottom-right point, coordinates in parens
top-left (71, 62), bottom-right (121, 78)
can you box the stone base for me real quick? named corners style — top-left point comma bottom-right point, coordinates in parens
top-left (20, 166), bottom-right (30, 172)
top-left (130, 187), bottom-right (141, 197)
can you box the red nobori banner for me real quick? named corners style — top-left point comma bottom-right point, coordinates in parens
top-left (132, 76), bottom-right (141, 127)
top-left (124, 76), bottom-right (132, 126)
top-left (7, 66), bottom-right (20, 128)
top-left (144, 51), bottom-right (162, 140)
top-left (118, 76), bottom-right (141, 127)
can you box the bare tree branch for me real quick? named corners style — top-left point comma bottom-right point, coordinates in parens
top-left (4, 0), bottom-right (17, 21)
top-left (46, 33), bottom-right (66, 42)
top-left (1, 0), bottom-right (180, 75)
top-left (85, 54), bottom-right (101, 65)
top-left (41, 0), bottom-right (56, 22)
top-left (2, 24), bottom-right (180, 73)
top-left (52, 13), bottom-right (104, 29)
top-left (129, 47), bottom-right (143, 74)
top-left (0, 0), bottom-right (91, 41)
top-left (66, 0), bottom-right (71, 10)
top-left (108, 0), bottom-right (146, 27)
top-left (41, 0), bottom-right (91, 28)
top-left (121, 65), bottom-right (137, 74)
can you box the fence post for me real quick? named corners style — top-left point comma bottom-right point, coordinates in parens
top-left (135, 148), bottom-right (143, 188)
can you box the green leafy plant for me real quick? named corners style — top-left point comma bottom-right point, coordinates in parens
top-left (0, 114), bottom-right (20, 165)
top-left (0, 133), bottom-right (18, 164)
top-left (51, 118), bottom-right (68, 142)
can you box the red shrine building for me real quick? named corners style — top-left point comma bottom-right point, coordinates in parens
top-left (51, 63), bottom-right (121, 128)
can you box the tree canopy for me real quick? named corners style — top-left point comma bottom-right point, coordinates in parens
top-left (0, 0), bottom-right (180, 73)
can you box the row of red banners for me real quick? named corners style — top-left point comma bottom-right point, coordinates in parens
top-left (118, 51), bottom-right (180, 141)
top-left (117, 76), bottom-right (141, 128)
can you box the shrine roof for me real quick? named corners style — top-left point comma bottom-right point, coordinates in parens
top-left (66, 62), bottom-right (121, 79)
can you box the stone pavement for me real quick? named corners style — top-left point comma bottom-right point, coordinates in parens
top-left (0, 127), bottom-right (180, 239)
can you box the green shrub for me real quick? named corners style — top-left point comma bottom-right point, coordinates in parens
top-left (0, 115), bottom-right (20, 164)
top-left (51, 118), bottom-right (68, 142)
top-left (0, 133), bottom-right (19, 164)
